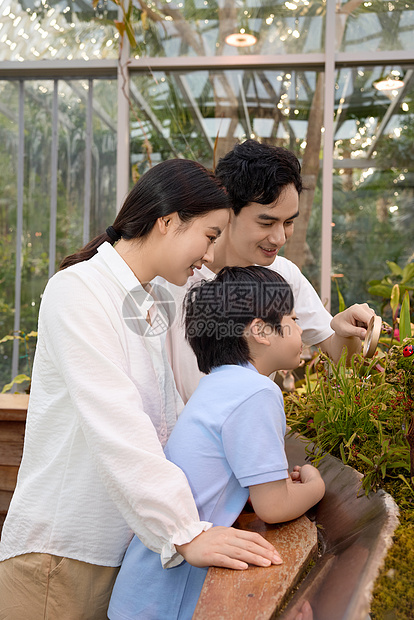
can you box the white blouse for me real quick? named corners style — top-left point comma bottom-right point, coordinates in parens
top-left (0, 242), bottom-right (211, 568)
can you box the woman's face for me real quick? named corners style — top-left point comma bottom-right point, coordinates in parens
top-left (162, 209), bottom-right (230, 286)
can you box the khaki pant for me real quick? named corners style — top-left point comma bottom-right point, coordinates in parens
top-left (0, 553), bottom-right (120, 620)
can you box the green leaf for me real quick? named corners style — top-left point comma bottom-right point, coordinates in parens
top-left (367, 284), bottom-right (393, 298)
top-left (125, 20), bottom-right (137, 47)
top-left (314, 407), bottom-right (325, 425)
top-left (397, 475), bottom-right (414, 496)
top-left (334, 279), bottom-right (346, 313)
top-left (358, 453), bottom-right (374, 467)
top-left (399, 290), bottom-right (412, 340)
top-left (339, 442), bottom-right (347, 464)
top-left (1, 374), bottom-right (31, 394)
top-left (390, 284), bottom-right (400, 320)
top-left (386, 261), bottom-right (403, 277)
top-left (344, 432), bottom-right (357, 449)
top-left (401, 263), bottom-right (414, 285)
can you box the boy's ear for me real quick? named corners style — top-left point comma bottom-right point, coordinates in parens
top-left (249, 319), bottom-right (271, 346)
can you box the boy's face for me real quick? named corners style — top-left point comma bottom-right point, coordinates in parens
top-left (267, 312), bottom-right (303, 371)
top-left (227, 184), bottom-right (299, 267)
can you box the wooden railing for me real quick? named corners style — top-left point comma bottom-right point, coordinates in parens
top-left (194, 511), bottom-right (317, 619)
top-left (0, 394), bottom-right (29, 530)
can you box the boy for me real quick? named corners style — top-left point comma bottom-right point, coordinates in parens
top-left (108, 266), bottom-right (325, 620)
top-left (166, 140), bottom-right (376, 403)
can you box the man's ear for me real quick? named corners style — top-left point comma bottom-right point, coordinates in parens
top-left (249, 319), bottom-right (271, 346)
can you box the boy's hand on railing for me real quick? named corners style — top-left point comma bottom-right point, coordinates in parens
top-left (290, 465), bottom-right (302, 482)
top-left (296, 463), bottom-right (323, 484)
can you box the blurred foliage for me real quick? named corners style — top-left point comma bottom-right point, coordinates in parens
top-left (0, 79), bottom-right (117, 390)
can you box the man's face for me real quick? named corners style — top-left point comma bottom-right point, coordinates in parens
top-left (227, 184), bottom-right (299, 267)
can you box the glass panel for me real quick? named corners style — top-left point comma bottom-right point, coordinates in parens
top-left (331, 64), bottom-right (414, 314)
top-left (334, 64), bottom-right (413, 162)
top-left (338, 0), bottom-right (414, 53)
top-left (55, 79), bottom-right (118, 264)
top-left (129, 0), bottom-right (325, 58)
top-left (0, 78), bottom-right (117, 390)
top-left (130, 67), bottom-right (323, 293)
top-left (20, 79), bottom-right (54, 379)
top-left (0, 81), bottom-right (19, 389)
top-left (0, 0), bottom-right (119, 61)
top-left (85, 79), bottom-right (118, 239)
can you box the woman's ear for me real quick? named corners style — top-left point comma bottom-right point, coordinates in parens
top-left (157, 212), bottom-right (180, 235)
top-left (249, 319), bottom-right (271, 346)
top-left (157, 216), bottom-right (171, 235)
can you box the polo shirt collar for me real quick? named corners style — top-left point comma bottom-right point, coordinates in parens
top-left (211, 362), bottom-right (258, 374)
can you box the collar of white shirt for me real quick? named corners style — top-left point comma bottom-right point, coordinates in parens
top-left (97, 241), bottom-right (154, 317)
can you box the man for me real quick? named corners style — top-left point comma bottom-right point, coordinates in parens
top-left (166, 139), bottom-right (375, 402)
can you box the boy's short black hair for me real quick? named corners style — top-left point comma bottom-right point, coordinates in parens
top-left (215, 139), bottom-right (302, 215)
top-left (184, 266), bottom-right (294, 374)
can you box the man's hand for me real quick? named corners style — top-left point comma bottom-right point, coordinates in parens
top-left (330, 303), bottom-right (376, 340)
top-left (176, 525), bottom-right (283, 570)
top-left (319, 303), bottom-right (376, 363)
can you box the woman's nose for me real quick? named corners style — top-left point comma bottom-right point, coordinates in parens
top-left (202, 243), bottom-right (215, 264)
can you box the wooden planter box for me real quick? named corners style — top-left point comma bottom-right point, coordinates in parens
top-left (194, 434), bottom-right (400, 620)
top-left (0, 393), bottom-right (29, 531)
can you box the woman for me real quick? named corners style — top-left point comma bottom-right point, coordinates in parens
top-left (0, 160), bottom-right (279, 619)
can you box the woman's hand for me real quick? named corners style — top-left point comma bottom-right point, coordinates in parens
top-left (176, 526), bottom-right (283, 570)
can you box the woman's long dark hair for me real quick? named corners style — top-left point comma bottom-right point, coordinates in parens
top-left (60, 159), bottom-right (230, 270)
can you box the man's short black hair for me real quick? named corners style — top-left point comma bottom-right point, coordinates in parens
top-left (184, 265), bottom-right (294, 374)
top-left (215, 139), bottom-right (302, 215)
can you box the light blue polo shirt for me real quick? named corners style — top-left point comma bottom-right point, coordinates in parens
top-left (108, 363), bottom-right (288, 620)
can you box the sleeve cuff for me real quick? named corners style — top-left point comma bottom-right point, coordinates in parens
top-left (239, 468), bottom-right (288, 488)
top-left (160, 521), bottom-right (213, 568)
top-left (303, 326), bottom-right (334, 347)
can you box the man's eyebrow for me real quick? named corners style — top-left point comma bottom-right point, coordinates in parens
top-left (257, 210), bottom-right (300, 223)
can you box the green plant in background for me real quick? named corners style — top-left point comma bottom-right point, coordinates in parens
top-left (286, 350), bottom-right (412, 495)
top-left (0, 330), bottom-right (37, 393)
top-left (368, 259), bottom-right (414, 319)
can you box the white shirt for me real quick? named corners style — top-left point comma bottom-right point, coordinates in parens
top-left (0, 243), bottom-right (210, 568)
top-left (165, 256), bottom-right (334, 403)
